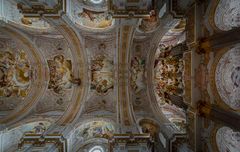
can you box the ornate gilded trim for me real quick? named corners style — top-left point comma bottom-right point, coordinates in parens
top-left (108, 0), bottom-right (154, 18)
top-left (18, 134), bottom-right (67, 152)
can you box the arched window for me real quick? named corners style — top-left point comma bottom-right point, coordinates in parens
top-left (90, 0), bottom-right (104, 4)
top-left (89, 146), bottom-right (104, 152)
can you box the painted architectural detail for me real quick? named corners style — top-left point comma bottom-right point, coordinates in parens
top-left (215, 46), bottom-right (240, 110)
top-left (75, 121), bottom-right (115, 142)
top-left (154, 46), bottom-right (183, 105)
top-left (0, 49), bottom-right (32, 97)
top-left (216, 126), bottom-right (240, 152)
top-left (91, 55), bottom-right (114, 95)
top-left (130, 56), bottom-right (145, 93)
top-left (48, 55), bottom-right (80, 94)
top-left (215, 0), bottom-right (240, 31)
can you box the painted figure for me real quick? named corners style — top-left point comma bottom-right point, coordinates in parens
top-left (48, 55), bottom-right (80, 94)
top-left (154, 46), bottom-right (183, 105)
top-left (0, 50), bottom-right (31, 97)
top-left (76, 121), bottom-right (115, 142)
top-left (139, 10), bottom-right (160, 32)
top-left (130, 56), bottom-right (146, 93)
top-left (91, 55), bottom-right (114, 95)
top-left (78, 8), bottom-right (112, 28)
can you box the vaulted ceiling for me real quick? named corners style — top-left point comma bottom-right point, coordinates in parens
top-left (0, 0), bottom-right (239, 152)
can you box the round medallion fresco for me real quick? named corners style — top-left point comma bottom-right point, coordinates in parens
top-left (215, 46), bottom-right (240, 110)
top-left (216, 126), bottom-right (240, 152)
top-left (214, 0), bottom-right (240, 31)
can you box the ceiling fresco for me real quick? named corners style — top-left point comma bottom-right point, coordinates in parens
top-left (33, 37), bottom-right (79, 114)
top-left (70, 0), bottom-right (114, 30)
top-left (68, 120), bottom-right (115, 151)
top-left (0, 48), bottom-right (31, 98)
top-left (130, 41), bottom-right (154, 116)
top-left (76, 8), bottom-right (113, 29)
top-left (154, 45), bottom-right (184, 106)
top-left (152, 19), bottom-right (187, 125)
top-left (48, 54), bottom-right (80, 95)
top-left (215, 45), bottom-right (240, 110)
top-left (0, 0), bottom-right (219, 151)
top-left (91, 54), bottom-right (114, 95)
top-left (0, 33), bottom-right (41, 118)
top-left (82, 35), bottom-right (117, 115)
top-left (75, 121), bottom-right (115, 140)
top-left (130, 48), bottom-right (146, 94)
